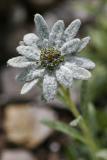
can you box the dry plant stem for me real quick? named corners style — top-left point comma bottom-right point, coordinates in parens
top-left (59, 86), bottom-right (99, 160)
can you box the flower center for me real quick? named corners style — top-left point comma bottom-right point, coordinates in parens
top-left (40, 48), bottom-right (64, 70)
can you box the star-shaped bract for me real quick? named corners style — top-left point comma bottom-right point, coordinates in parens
top-left (7, 14), bottom-right (95, 102)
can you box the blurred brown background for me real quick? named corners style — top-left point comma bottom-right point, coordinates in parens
top-left (0, 0), bottom-right (107, 160)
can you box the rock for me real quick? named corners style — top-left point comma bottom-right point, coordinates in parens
top-left (4, 103), bottom-right (56, 148)
top-left (48, 153), bottom-right (60, 160)
top-left (1, 150), bottom-right (35, 160)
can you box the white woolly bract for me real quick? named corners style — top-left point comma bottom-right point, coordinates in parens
top-left (7, 56), bottom-right (35, 68)
top-left (43, 74), bottom-right (57, 102)
top-left (7, 13), bottom-right (95, 101)
top-left (56, 66), bottom-right (73, 87)
top-left (23, 33), bottom-right (39, 46)
top-left (21, 79), bottom-right (39, 94)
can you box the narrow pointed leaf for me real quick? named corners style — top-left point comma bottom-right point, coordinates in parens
top-left (42, 120), bottom-right (85, 143)
top-left (86, 103), bottom-right (98, 133)
top-left (70, 116), bottom-right (82, 127)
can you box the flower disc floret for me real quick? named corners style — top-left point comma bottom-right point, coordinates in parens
top-left (40, 47), bottom-right (64, 71)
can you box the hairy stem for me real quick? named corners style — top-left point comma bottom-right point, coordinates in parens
top-left (58, 85), bottom-right (99, 160)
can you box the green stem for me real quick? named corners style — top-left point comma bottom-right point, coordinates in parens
top-left (80, 81), bottom-right (89, 116)
top-left (58, 86), bottom-right (99, 160)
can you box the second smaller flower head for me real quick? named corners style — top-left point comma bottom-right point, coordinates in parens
top-left (7, 14), bottom-right (95, 102)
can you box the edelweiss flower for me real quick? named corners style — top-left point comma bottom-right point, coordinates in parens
top-left (7, 14), bottom-right (95, 102)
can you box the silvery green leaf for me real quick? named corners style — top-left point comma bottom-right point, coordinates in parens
top-left (64, 19), bottom-right (81, 41)
top-left (43, 74), bottom-right (57, 102)
top-left (64, 62), bottom-right (91, 80)
top-left (56, 66), bottom-right (73, 87)
top-left (34, 14), bottom-right (49, 40)
top-left (7, 56), bottom-right (35, 68)
top-left (96, 149), bottom-right (107, 160)
top-left (78, 36), bottom-right (91, 52)
top-left (16, 45), bottom-right (40, 60)
top-left (42, 120), bottom-right (85, 143)
top-left (49, 20), bottom-right (64, 46)
top-left (70, 116), bottom-right (82, 127)
top-left (68, 56), bottom-right (95, 69)
top-left (61, 38), bottom-right (80, 55)
top-left (21, 79), bottom-right (39, 94)
top-left (16, 67), bottom-right (45, 82)
top-left (23, 33), bottom-right (39, 46)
